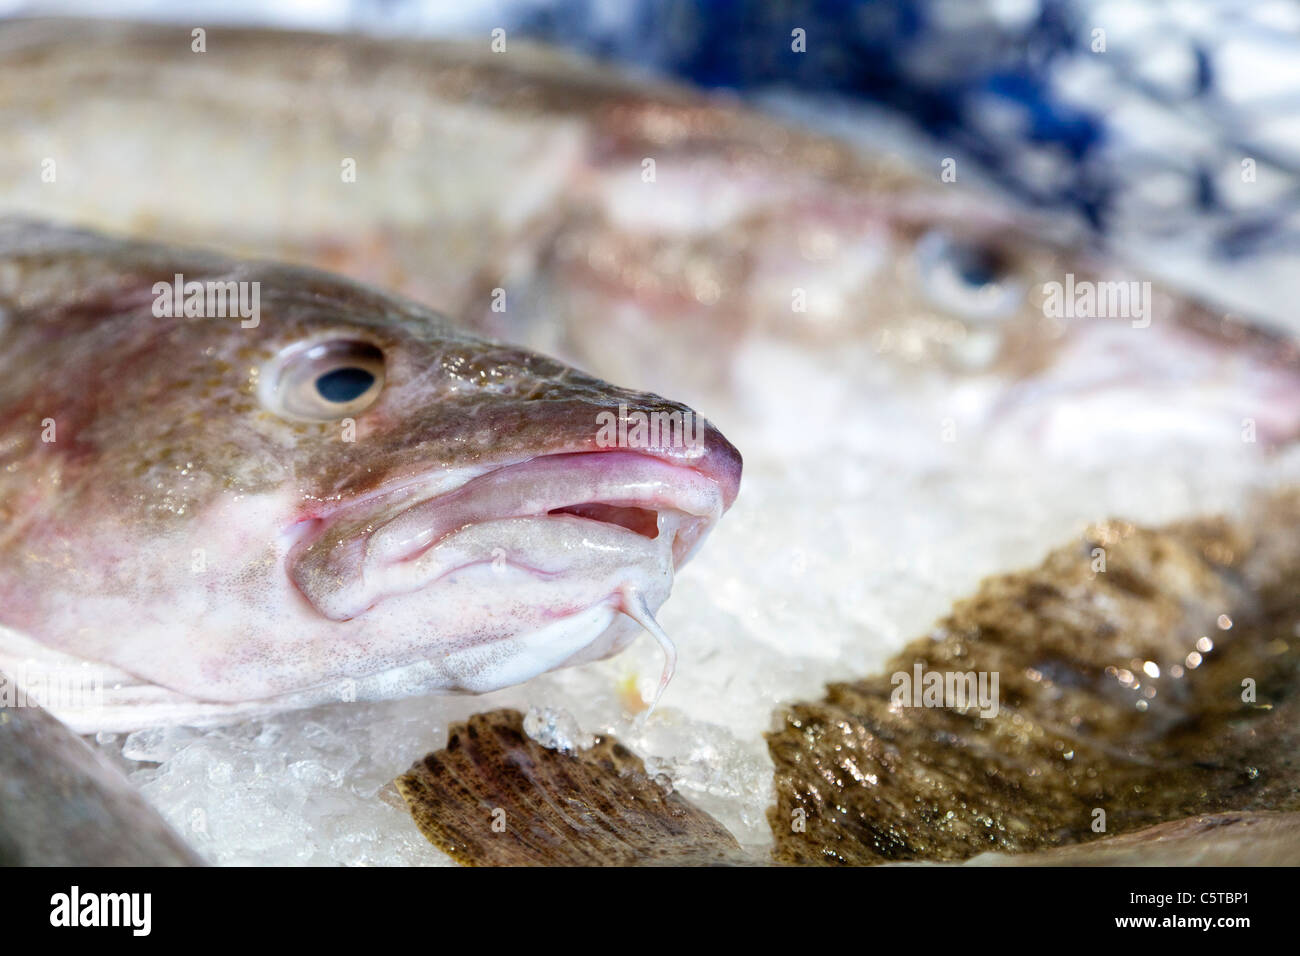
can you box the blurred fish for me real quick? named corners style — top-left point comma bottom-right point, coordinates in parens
top-left (2, 19), bottom-right (1296, 468)
top-left (0, 221), bottom-right (740, 732)
top-left (767, 489), bottom-right (1300, 865)
top-left (0, 672), bottom-right (203, 865)
top-left (968, 811), bottom-right (1300, 867)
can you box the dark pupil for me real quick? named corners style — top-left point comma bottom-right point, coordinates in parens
top-left (315, 367), bottom-right (375, 403)
top-left (954, 247), bottom-right (1001, 288)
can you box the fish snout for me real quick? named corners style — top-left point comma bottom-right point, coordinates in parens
top-left (693, 420), bottom-right (743, 509)
top-left (587, 397), bottom-right (742, 511)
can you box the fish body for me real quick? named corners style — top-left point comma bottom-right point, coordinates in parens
top-left (0, 671), bottom-right (203, 865)
top-left (0, 221), bottom-right (740, 732)
top-left (2, 18), bottom-right (1297, 468)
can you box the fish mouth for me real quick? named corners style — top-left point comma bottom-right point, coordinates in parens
top-left (363, 450), bottom-right (727, 581)
top-left (286, 448), bottom-right (738, 654)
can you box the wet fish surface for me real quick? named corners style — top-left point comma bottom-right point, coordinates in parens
top-left (0, 671), bottom-right (203, 865)
top-left (6, 19), bottom-right (1300, 868)
top-left (395, 708), bottom-right (747, 866)
top-left (3, 19), bottom-right (1298, 466)
top-left (0, 221), bottom-right (739, 732)
top-left (768, 491), bottom-right (1300, 865)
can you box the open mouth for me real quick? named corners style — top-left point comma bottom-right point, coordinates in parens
top-left (288, 450), bottom-right (731, 623)
top-left (283, 448), bottom-right (735, 708)
top-left (547, 502), bottom-right (662, 539)
top-left (365, 450), bottom-right (724, 570)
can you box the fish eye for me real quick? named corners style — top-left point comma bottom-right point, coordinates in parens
top-left (916, 230), bottom-right (1025, 322)
top-left (263, 339), bottom-right (386, 421)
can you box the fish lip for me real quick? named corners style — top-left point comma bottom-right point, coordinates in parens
top-left (285, 446), bottom-right (738, 623)
top-left (290, 421), bottom-right (742, 527)
top-left (364, 449), bottom-right (727, 571)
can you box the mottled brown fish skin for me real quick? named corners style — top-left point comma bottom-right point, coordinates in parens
top-left (396, 709), bottom-right (747, 866)
top-left (768, 492), bottom-right (1300, 866)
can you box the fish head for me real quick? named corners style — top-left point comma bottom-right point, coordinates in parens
top-left (0, 224), bottom-right (741, 710)
top-left (504, 143), bottom-right (1300, 463)
top-left (821, 203), bottom-right (1300, 459)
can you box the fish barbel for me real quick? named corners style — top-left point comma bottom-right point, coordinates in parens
top-left (0, 220), bottom-right (741, 732)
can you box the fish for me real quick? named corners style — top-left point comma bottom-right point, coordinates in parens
top-left (0, 220), bottom-right (741, 733)
top-left (0, 670), bottom-right (204, 865)
top-left (967, 812), bottom-right (1300, 867)
top-left (4, 18), bottom-right (1298, 465)
top-left (395, 708), bottom-right (748, 866)
top-left (8, 19), bottom-right (1300, 866)
top-left (767, 489), bottom-right (1300, 865)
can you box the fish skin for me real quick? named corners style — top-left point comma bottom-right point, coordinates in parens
top-left (395, 708), bottom-right (750, 866)
top-left (767, 490), bottom-right (1300, 866)
top-left (0, 17), bottom-right (1011, 357)
top-left (0, 17), bottom-right (803, 317)
top-left (0, 220), bottom-right (741, 731)
top-left (0, 17), bottom-right (1043, 373)
top-left (0, 671), bottom-right (204, 865)
top-left (4, 18), bottom-right (1298, 457)
top-left (397, 710), bottom-right (1300, 867)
